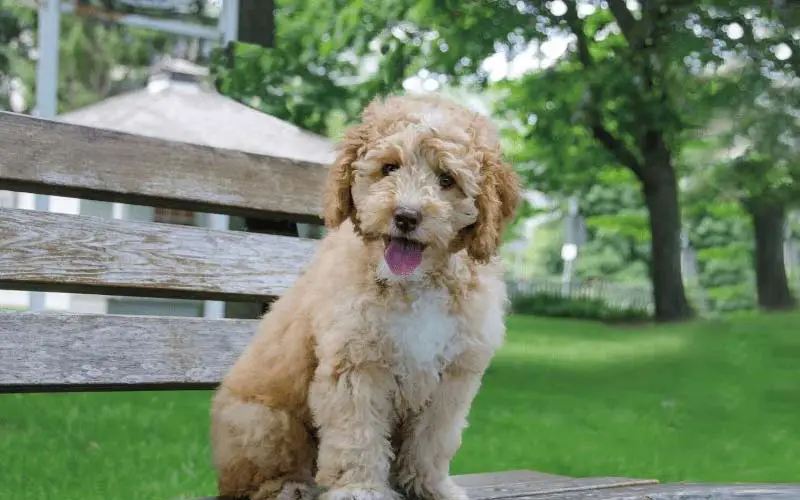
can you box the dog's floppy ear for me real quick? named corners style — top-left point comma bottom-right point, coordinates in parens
top-left (466, 151), bottom-right (521, 263)
top-left (322, 124), bottom-right (368, 228)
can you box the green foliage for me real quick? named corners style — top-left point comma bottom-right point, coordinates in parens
top-left (685, 199), bottom-right (757, 312)
top-left (3, 0), bottom-right (783, 316)
top-left (211, 0), bottom-right (424, 135)
top-left (504, 217), bottom-right (563, 279)
top-left (510, 291), bottom-right (651, 323)
top-left (1, 0), bottom-right (175, 114)
top-left (571, 169), bottom-right (650, 283)
top-left (0, 0), bottom-right (33, 110)
top-left (705, 282), bottom-right (757, 312)
top-left (678, 2), bottom-right (799, 216)
top-left (207, 2), bottom-right (795, 320)
top-left (56, 18), bottom-right (170, 113)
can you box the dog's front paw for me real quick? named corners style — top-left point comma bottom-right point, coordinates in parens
top-left (252, 480), bottom-right (318, 500)
top-left (320, 485), bottom-right (400, 500)
top-left (276, 482), bottom-right (319, 500)
top-left (414, 478), bottom-right (468, 500)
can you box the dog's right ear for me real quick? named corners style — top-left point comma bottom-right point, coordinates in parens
top-left (322, 124), bottom-right (368, 228)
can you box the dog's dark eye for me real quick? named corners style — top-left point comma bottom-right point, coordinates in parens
top-left (438, 173), bottom-right (456, 189)
top-left (382, 164), bottom-right (400, 176)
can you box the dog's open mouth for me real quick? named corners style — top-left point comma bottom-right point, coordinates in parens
top-left (383, 237), bottom-right (425, 276)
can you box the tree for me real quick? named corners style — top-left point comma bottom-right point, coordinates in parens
top-left (740, 160), bottom-right (798, 310)
top-left (0, 0), bottom-right (33, 111)
top-left (681, 20), bottom-right (799, 310)
top-left (494, 2), bottom-right (706, 321)
top-left (1, 0), bottom-right (179, 115)
top-left (683, 1), bottom-right (798, 310)
top-left (683, 191), bottom-right (756, 313)
top-left (209, 0), bottom-right (795, 321)
top-left (497, 1), bottom-right (800, 320)
top-left (729, 79), bottom-right (798, 310)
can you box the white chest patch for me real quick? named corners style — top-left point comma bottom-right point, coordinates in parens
top-left (385, 288), bottom-right (462, 377)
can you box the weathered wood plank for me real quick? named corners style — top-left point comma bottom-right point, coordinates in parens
top-left (0, 312), bottom-right (257, 391)
top-left (463, 476), bottom-right (657, 499)
top-left (187, 472), bottom-right (659, 500)
top-left (531, 483), bottom-right (800, 499)
top-left (186, 471), bottom-right (800, 500)
top-left (454, 470), bottom-right (569, 488)
top-left (0, 207), bottom-right (318, 301)
top-left (0, 111), bottom-right (328, 223)
top-left (188, 483), bottom-right (800, 500)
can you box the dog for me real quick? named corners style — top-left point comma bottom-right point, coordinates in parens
top-left (210, 93), bottom-right (521, 500)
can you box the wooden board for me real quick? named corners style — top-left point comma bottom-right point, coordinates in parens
top-left (461, 476), bottom-right (657, 499)
top-left (188, 471), bottom-right (657, 500)
top-left (454, 470), bottom-right (569, 488)
top-left (0, 207), bottom-right (318, 301)
top-left (187, 470), bottom-right (800, 500)
top-left (192, 482), bottom-right (800, 500)
top-left (0, 111), bottom-right (328, 223)
top-left (530, 482), bottom-right (800, 499)
top-left (0, 312), bottom-right (257, 391)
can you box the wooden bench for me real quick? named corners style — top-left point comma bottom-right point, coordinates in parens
top-left (0, 110), bottom-right (797, 499)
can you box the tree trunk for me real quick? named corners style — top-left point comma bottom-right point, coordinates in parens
top-left (747, 201), bottom-right (796, 310)
top-left (640, 149), bottom-right (695, 322)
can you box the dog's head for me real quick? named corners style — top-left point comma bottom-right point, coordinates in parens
top-left (322, 94), bottom-right (520, 279)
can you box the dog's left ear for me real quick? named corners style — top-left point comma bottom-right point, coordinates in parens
top-left (322, 124), bottom-right (368, 228)
top-left (465, 151), bottom-right (521, 263)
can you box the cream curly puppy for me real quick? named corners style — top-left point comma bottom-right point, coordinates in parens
top-left (210, 93), bottom-right (520, 500)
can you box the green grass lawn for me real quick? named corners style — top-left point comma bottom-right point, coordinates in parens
top-left (2, 311), bottom-right (799, 500)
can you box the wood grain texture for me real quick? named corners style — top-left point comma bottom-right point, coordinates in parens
top-left (529, 483), bottom-right (800, 499)
top-left (186, 472), bottom-right (658, 500)
top-left (462, 476), bottom-right (658, 500)
top-left (0, 312), bottom-right (257, 390)
top-left (189, 483), bottom-right (800, 500)
top-left (0, 111), bottom-right (328, 223)
top-left (454, 471), bottom-right (569, 488)
top-left (185, 471), bottom-right (800, 500)
top-left (0, 207), bottom-right (318, 301)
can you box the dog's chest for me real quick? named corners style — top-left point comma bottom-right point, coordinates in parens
top-left (383, 288), bottom-right (462, 381)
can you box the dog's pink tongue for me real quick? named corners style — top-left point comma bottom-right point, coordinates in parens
top-left (385, 239), bottom-right (423, 276)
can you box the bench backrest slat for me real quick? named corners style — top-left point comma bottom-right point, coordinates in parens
top-left (0, 313), bottom-right (257, 392)
top-left (0, 111), bottom-right (327, 393)
top-left (0, 111), bottom-right (329, 223)
top-left (0, 207), bottom-right (318, 301)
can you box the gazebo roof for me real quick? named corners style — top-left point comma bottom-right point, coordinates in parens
top-left (58, 58), bottom-right (335, 165)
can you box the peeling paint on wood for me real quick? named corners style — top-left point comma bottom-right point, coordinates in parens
top-left (0, 207), bottom-right (318, 300)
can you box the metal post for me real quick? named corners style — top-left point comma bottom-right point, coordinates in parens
top-left (560, 196), bottom-right (579, 296)
top-left (220, 0), bottom-right (240, 44)
top-left (202, 0), bottom-right (240, 320)
top-left (29, 0), bottom-right (61, 312)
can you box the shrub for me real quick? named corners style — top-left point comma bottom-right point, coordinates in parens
top-left (510, 292), bottom-right (651, 323)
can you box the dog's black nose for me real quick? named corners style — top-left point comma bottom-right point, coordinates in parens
top-left (393, 207), bottom-right (421, 233)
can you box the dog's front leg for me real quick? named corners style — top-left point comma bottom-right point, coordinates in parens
top-left (310, 363), bottom-right (398, 500)
top-left (395, 369), bottom-right (482, 500)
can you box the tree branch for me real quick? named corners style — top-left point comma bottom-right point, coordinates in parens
top-left (563, 1), bottom-right (593, 69)
top-left (590, 123), bottom-right (646, 178)
top-left (606, 0), bottom-right (640, 46)
top-left (563, 0), bottom-right (646, 178)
